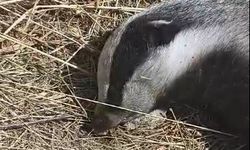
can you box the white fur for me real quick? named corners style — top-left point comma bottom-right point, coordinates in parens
top-left (149, 20), bottom-right (173, 27)
top-left (97, 27), bottom-right (122, 102)
top-left (123, 26), bottom-right (232, 101)
top-left (98, 0), bottom-right (249, 104)
top-left (97, 9), bottom-right (163, 102)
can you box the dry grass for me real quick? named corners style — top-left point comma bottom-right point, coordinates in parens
top-left (0, 0), bottom-right (244, 150)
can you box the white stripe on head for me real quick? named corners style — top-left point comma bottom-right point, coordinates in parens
top-left (97, 8), bottom-right (157, 102)
top-left (97, 26), bottom-right (124, 102)
top-left (97, 2), bottom-right (174, 102)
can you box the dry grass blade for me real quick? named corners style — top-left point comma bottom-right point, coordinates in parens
top-left (0, 115), bottom-right (74, 130)
top-left (3, 8), bottom-right (30, 35)
top-left (0, 0), bottom-right (24, 5)
top-left (0, 33), bottom-right (92, 76)
top-left (35, 5), bottom-right (146, 13)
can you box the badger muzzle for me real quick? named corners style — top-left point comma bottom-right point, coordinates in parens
top-left (91, 104), bottom-right (131, 133)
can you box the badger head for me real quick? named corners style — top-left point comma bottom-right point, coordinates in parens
top-left (91, 1), bottom-right (249, 133)
top-left (90, 11), bottom-right (181, 133)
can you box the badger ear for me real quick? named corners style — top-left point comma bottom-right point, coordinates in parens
top-left (148, 20), bottom-right (173, 28)
top-left (144, 20), bottom-right (180, 46)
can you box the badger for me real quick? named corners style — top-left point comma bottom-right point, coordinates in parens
top-left (91, 0), bottom-right (249, 147)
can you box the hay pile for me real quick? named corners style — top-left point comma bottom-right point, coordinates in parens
top-left (0, 0), bottom-right (240, 150)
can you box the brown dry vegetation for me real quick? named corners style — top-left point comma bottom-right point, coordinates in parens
top-left (0, 0), bottom-right (244, 150)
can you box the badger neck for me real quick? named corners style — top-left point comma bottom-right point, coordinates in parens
top-left (130, 26), bottom-right (247, 106)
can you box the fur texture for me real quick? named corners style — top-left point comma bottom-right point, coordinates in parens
top-left (92, 0), bottom-right (249, 147)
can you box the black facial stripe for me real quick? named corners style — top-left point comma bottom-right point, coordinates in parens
top-left (106, 16), bottom-right (182, 106)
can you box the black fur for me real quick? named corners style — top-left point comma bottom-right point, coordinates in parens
top-left (92, 1), bottom-right (249, 148)
top-left (106, 0), bottom-right (249, 107)
top-left (156, 44), bottom-right (249, 137)
top-left (107, 17), bottom-right (181, 106)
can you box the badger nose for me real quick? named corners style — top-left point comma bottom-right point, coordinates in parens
top-left (91, 114), bottom-right (115, 134)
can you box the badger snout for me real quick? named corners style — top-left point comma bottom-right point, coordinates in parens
top-left (91, 112), bottom-right (123, 133)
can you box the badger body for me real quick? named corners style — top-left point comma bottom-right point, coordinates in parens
top-left (92, 0), bottom-right (249, 146)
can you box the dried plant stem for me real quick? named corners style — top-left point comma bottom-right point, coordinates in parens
top-left (0, 115), bottom-right (74, 130)
top-left (0, 0), bottom-right (24, 5)
top-left (35, 5), bottom-right (146, 13)
top-left (0, 33), bottom-right (93, 76)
